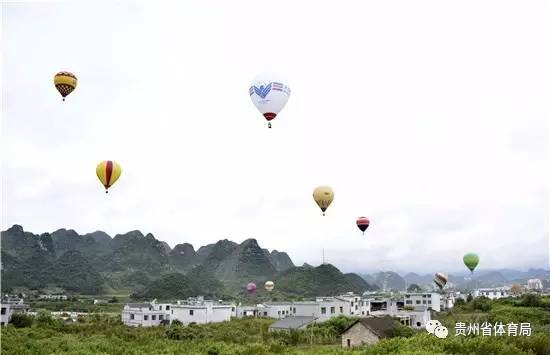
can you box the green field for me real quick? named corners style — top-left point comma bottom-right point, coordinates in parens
top-left (2, 295), bottom-right (549, 354)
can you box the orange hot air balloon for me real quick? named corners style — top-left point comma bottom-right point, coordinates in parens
top-left (96, 161), bottom-right (122, 193)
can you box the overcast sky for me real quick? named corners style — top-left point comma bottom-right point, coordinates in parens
top-left (2, 0), bottom-right (549, 274)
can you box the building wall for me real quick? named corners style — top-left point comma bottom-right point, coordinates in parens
top-left (1, 304), bottom-right (13, 326)
top-left (404, 293), bottom-right (441, 312)
top-left (341, 323), bottom-right (380, 348)
top-left (121, 304), bottom-right (172, 327)
top-left (171, 305), bottom-right (232, 325)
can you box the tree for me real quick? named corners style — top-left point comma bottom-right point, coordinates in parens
top-left (510, 284), bottom-right (523, 297)
top-left (407, 284), bottom-right (422, 292)
top-left (108, 296), bottom-right (118, 303)
top-left (520, 294), bottom-right (540, 307)
top-left (467, 294), bottom-right (473, 302)
top-left (454, 298), bottom-right (466, 306)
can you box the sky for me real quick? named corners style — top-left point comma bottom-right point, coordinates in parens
top-left (1, 0), bottom-right (549, 274)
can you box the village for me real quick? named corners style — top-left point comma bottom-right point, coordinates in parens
top-left (3, 281), bottom-right (546, 348)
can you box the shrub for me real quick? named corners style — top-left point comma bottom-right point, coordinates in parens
top-left (520, 294), bottom-right (541, 308)
top-left (454, 298), bottom-right (466, 307)
top-left (9, 313), bottom-right (34, 328)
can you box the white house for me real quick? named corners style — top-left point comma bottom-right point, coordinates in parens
top-left (1, 298), bottom-right (30, 326)
top-left (527, 279), bottom-right (543, 291)
top-left (257, 302), bottom-right (294, 319)
top-left (337, 293), bottom-right (363, 316)
top-left (474, 288), bottom-right (510, 300)
top-left (404, 293), bottom-right (441, 312)
top-left (171, 298), bottom-right (232, 325)
top-left (121, 301), bottom-right (172, 327)
top-left (440, 293), bottom-right (455, 310)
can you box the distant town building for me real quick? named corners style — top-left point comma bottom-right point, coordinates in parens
top-left (39, 294), bottom-right (68, 301)
top-left (474, 287), bottom-right (509, 300)
top-left (527, 279), bottom-right (543, 291)
top-left (337, 293), bottom-right (363, 316)
top-left (440, 293), bottom-right (455, 310)
top-left (341, 317), bottom-right (394, 348)
top-left (268, 316), bottom-right (317, 332)
top-left (121, 301), bottom-right (172, 327)
top-left (292, 297), bottom-right (351, 322)
top-left (404, 293), bottom-right (441, 312)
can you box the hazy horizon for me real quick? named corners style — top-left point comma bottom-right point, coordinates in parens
top-left (2, 1), bottom-right (549, 274)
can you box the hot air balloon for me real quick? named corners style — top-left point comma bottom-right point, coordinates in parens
top-left (313, 186), bottom-right (334, 216)
top-left (249, 73), bottom-right (291, 128)
top-left (264, 281), bottom-right (274, 292)
top-left (54, 71), bottom-right (77, 101)
top-left (463, 253), bottom-right (479, 274)
top-left (433, 272), bottom-right (448, 290)
top-left (356, 217), bottom-right (370, 234)
top-left (96, 161), bottom-right (122, 193)
top-left (246, 282), bottom-right (257, 294)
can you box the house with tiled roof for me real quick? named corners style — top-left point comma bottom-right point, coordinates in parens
top-left (341, 316), bottom-right (395, 348)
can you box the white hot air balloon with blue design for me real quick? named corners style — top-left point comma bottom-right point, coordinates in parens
top-left (249, 73), bottom-right (291, 128)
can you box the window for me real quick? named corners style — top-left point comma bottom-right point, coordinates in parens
top-left (144, 315), bottom-right (149, 320)
top-left (152, 315), bottom-right (156, 320)
top-left (422, 300), bottom-right (426, 304)
top-left (130, 314), bottom-right (134, 320)
top-left (321, 307), bottom-right (326, 314)
top-left (346, 339), bottom-right (351, 348)
top-left (330, 307), bottom-right (335, 314)
top-left (416, 300), bottom-right (421, 304)
top-left (263, 312), bottom-right (267, 316)
top-left (1, 308), bottom-right (5, 315)
top-left (159, 306), bottom-right (163, 311)
top-left (351, 302), bottom-right (354, 307)
top-left (427, 294), bottom-right (431, 298)
top-left (232, 307), bottom-right (235, 312)
top-left (339, 307), bottom-right (343, 313)
top-left (293, 308), bottom-right (296, 314)
top-left (406, 300), bottom-right (412, 304)
top-left (355, 305), bottom-right (358, 310)
top-left (405, 295), bottom-right (410, 298)
top-left (422, 295), bottom-right (426, 298)
top-left (417, 322), bottom-right (421, 327)
top-left (159, 315), bottom-right (164, 320)
top-left (278, 311), bottom-right (281, 315)
top-left (166, 306), bottom-right (170, 310)
top-left (149, 307), bottom-right (152, 311)
top-left (189, 310), bottom-right (194, 316)
top-left (362, 311), bottom-right (364, 315)
top-left (428, 300), bottom-right (431, 304)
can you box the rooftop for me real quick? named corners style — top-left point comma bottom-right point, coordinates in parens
top-left (344, 317), bottom-right (395, 338)
top-left (269, 316), bottom-right (317, 330)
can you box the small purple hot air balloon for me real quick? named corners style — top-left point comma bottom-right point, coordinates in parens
top-left (246, 282), bottom-right (257, 294)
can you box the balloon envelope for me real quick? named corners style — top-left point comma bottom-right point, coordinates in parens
top-left (249, 73), bottom-right (290, 127)
top-left (313, 186), bottom-right (334, 215)
top-left (96, 161), bottom-right (122, 192)
top-left (54, 71), bottom-right (77, 100)
top-left (463, 253), bottom-right (479, 273)
top-left (356, 217), bottom-right (370, 233)
top-left (433, 272), bottom-right (448, 290)
top-left (246, 282), bottom-right (257, 294)
top-left (264, 281), bottom-right (274, 292)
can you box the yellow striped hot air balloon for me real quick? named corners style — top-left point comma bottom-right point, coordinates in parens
top-left (96, 161), bottom-right (122, 193)
top-left (264, 281), bottom-right (274, 292)
top-left (313, 186), bottom-right (334, 216)
top-left (54, 71), bottom-right (77, 101)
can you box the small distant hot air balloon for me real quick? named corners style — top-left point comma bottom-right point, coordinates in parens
top-left (54, 71), bottom-right (77, 101)
top-left (246, 282), bottom-right (257, 294)
top-left (313, 186), bottom-right (334, 216)
top-left (463, 253), bottom-right (479, 274)
top-left (433, 272), bottom-right (448, 290)
top-left (96, 161), bottom-right (122, 193)
top-left (264, 281), bottom-right (274, 292)
top-left (356, 217), bottom-right (370, 235)
top-left (249, 73), bottom-right (291, 128)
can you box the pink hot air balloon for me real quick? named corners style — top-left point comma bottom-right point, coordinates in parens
top-left (356, 217), bottom-right (370, 235)
top-left (246, 282), bottom-right (257, 294)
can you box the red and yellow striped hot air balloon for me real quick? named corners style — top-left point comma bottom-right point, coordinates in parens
top-left (96, 161), bottom-right (122, 193)
top-left (54, 71), bottom-right (77, 101)
top-left (356, 217), bottom-right (370, 235)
